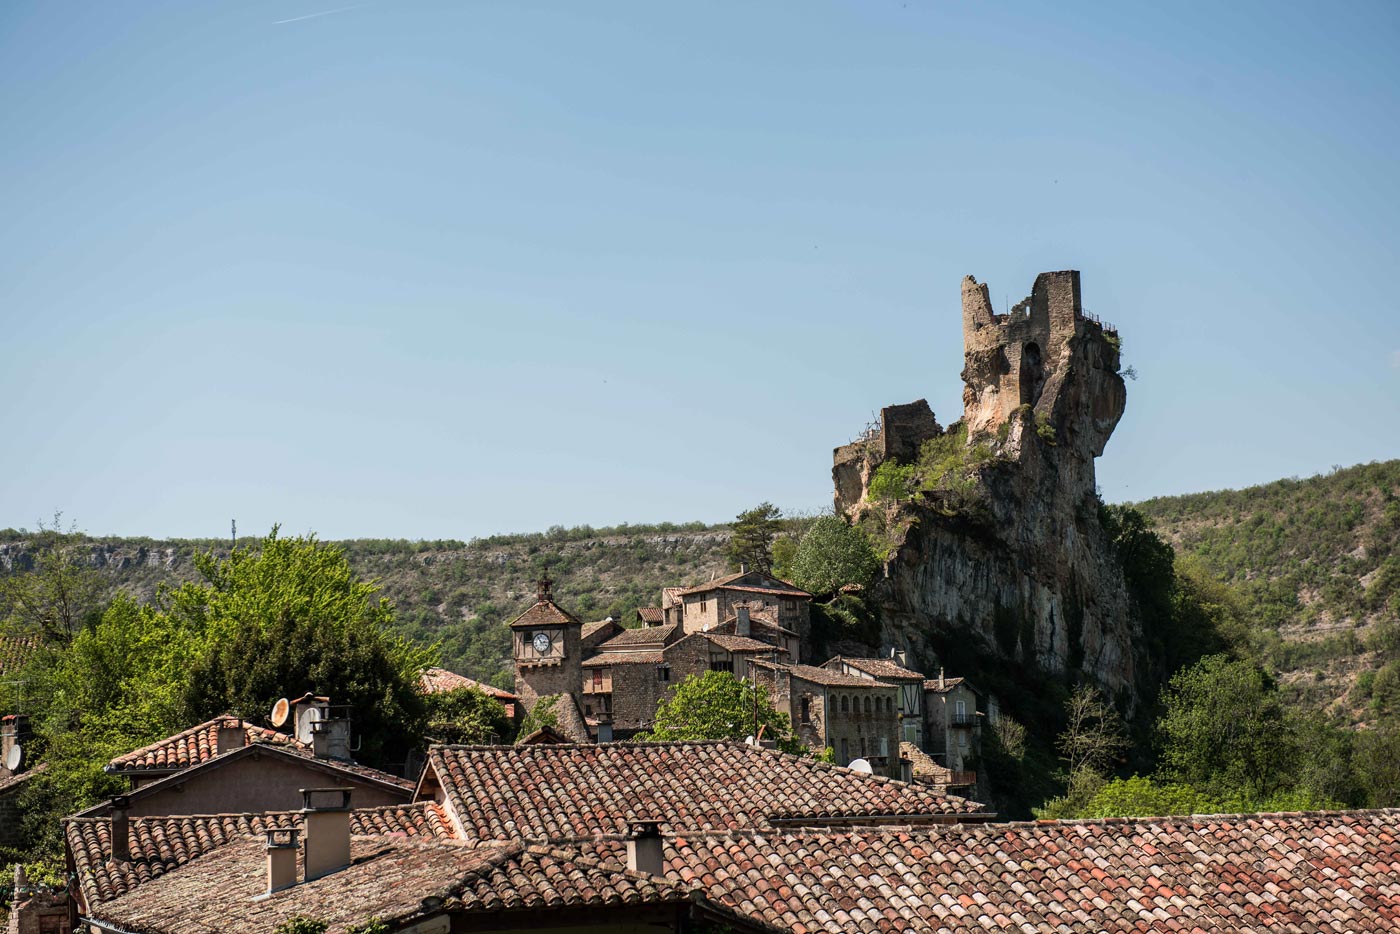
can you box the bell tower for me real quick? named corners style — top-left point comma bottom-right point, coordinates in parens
top-left (510, 576), bottom-right (584, 713)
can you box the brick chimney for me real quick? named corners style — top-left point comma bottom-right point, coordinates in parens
top-left (300, 787), bottom-right (352, 882)
top-left (625, 821), bottom-right (663, 876)
top-left (110, 796), bottom-right (131, 862)
top-left (265, 827), bottom-right (299, 894)
top-left (310, 715), bottom-right (352, 762)
top-left (1, 715), bottom-right (30, 778)
top-left (216, 718), bottom-right (246, 756)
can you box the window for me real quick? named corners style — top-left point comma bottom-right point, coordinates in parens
top-left (860, 737), bottom-right (867, 756)
top-left (840, 739), bottom-right (849, 764)
top-left (593, 670), bottom-right (604, 690)
top-left (700, 599), bottom-right (707, 613)
top-left (887, 697), bottom-right (894, 714)
top-left (955, 699), bottom-right (966, 717)
top-left (710, 659), bottom-right (732, 673)
top-left (841, 695), bottom-right (850, 713)
top-left (800, 697), bottom-right (811, 724)
top-left (783, 599), bottom-right (796, 611)
top-left (863, 696), bottom-right (871, 713)
top-left (584, 704), bottom-right (592, 716)
top-left (657, 666), bottom-right (672, 682)
top-left (879, 736), bottom-right (889, 757)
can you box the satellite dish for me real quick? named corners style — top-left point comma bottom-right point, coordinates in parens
top-left (270, 698), bottom-right (291, 728)
top-left (5, 743), bottom-right (22, 772)
top-left (744, 735), bottom-right (757, 746)
top-left (848, 758), bottom-right (874, 775)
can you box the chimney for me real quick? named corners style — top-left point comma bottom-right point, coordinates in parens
top-left (110, 796), bottom-right (131, 862)
top-left (596, 720), bottom-right (614, 743)
top-left (300, 787), bottom-right (352, 882)
top-left (894, 649), bottom-right (908, 668)
top-left (736, 605), bottom-right (751, 638)
top-left (292, 694), bottom-right (331, 746)
top-left (311, 715), bottom-right (352, 762)
top-left (900, 758), bottom-right (914, 783)
top-left (265, 827), bottom-right (300, 893)
top-left (216, 718), bottom-right (246, 756)
top-left (939, 668), bottom-right (946, 690)
top-left (625, 821), bottom-right (664, 876)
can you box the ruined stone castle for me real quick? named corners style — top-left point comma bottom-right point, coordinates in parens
top-left (832, 271), bottom-right (1140, 707)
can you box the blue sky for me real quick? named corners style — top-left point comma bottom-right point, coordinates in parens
top-left (2, 1), bottom-right (1397, 541)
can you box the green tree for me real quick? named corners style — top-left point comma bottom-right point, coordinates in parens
top-left (182, 529), bottom-right (435, 764)
top-left (1156, 655), bottom-right (1296, 800)
top-left (0, 522), bottom-right (108, 646)
top-left (516, 694), bottom-right (560, 740)
top-left (726, 503), bottom-right (782, 574)
top-left (1354, 722), bottom-right (1400, 807)
top-left (788, 517), bottom-right (879, 596)
top-left (644, 670), bottom-right (803, 754)
top-left (423, 686), bottom-right (510, 744)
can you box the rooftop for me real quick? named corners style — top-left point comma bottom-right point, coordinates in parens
top-left (507, 598), bottom-right (583, 630)
top-left (924, 676), bottom-right (970, 694)
top-left (831, 656), bottom-right (926, 681)
top-left (425, 740), bottom-right (982, 842)
top-left (751, 659), bottom-right (894, 689)
top-left (106, 716), bottom-right (306, 774)
top-left (675, 571), bottom-right (811, 599)
top-left (595, 624), bottom-right (677, 649)
top-left (417, 667), bottom-right (518, 701)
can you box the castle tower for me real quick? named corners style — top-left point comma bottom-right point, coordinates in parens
top-left (510, 577), bottom-right (584, 714)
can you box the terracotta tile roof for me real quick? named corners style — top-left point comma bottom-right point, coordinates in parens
top-left (66, 802), bottom-right (454, 905)
top-left (417, 666), bottom-right (518, 702)
top-left (675, 571), bottom-right (811, 599)
top-left (582, 651), bottom-right (664, 666)
top-left (752, 659), bottom-right (891, 689)
top-left (659, 809), bottom-right (1400, 933)
top-left (86, 830), bottom-right (699, 934)
top-left (714, 614), bottom-right (796, 638)
top-left (426, 741), bottom-right (981, 842)
top-left (696, 633), bottom-right (778, 654)
top-left (107, 717), bottom-right (307, 773)
top-left (924, 676), bottom-right (969, 693)
top-left (0, 763), bottom-right (44, 796)
top-left (660, 586), bottom-right (684, 608)
top-left (580, 618), bottom-right (620, 645)
top-left (596, 624), bottom-right (677, 649)
top-left (508, 599), bottom-right (582, 630)
top-left (832, 656), bottom-right (926, 681)
top-left (0, 633), bottom-right (41, 676)
top-left (636, 607), bottom-right (664, 623)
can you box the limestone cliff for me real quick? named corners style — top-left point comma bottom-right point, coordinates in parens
top-left (833, 271), bottom-right (1141, 706)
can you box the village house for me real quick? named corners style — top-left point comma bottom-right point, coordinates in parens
top-left (660, 569), bottom-right (813, 644)
top-left (925, 672), bottom-right (983, 788)
top-left (825, 653), bottom-right (928, 746)
top-left (748, 659), bottom-right (901, 774)
top-left (417, 666), bottom-right (522, 723)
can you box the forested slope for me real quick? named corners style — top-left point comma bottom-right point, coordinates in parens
top-left (1134, 460), bottom-right (1400, 720)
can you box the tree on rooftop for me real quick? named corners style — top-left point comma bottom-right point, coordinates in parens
top-left (726, 503), bottom-right (782, 574)
top-left (643, 670), bottom-right (803, 754)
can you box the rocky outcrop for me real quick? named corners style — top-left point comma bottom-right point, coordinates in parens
top-left (833, 271), bottom-right (1141, 706)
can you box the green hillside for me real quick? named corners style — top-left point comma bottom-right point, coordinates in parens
top-left (1134, 460), bottom-right (1400, 720)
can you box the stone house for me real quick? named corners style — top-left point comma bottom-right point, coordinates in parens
top-left (510, 577), bottom-right (584, 713)
top-left (824, 655), bottom-right (927, 747)
top-left (748, 659), bottom-right (900, 776)
top-left (924, 674), bottom-right (982, 784)
top-left (661, 570), bottom-right (812, 646)
top-left (418, 666), bottom-right (522, 723)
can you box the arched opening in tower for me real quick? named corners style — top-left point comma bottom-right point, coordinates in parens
top-left (1019, 342), bottom-right (1044, 407)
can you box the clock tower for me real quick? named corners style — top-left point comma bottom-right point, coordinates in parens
top-left (510, 576), bottom-right (584, 715)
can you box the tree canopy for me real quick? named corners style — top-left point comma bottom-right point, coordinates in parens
top-left (726, 503), bottom-right (782, 574)
top-left (644, 670), bottom-right (803, 754)
top-left (787, 517), bottom-right (879, 596)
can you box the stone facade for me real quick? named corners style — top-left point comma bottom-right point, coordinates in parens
top-left (925, 677), bottom-right (982, 782)
top-left (670, 571), bottom-right (812, 650)
top-left (750, 661), bottom-right (900, 778)
top-left (511, 580), bottom-right (585, 714)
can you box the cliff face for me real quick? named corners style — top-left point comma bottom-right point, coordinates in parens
top-left (834, 271), bottom-right (1141, 705)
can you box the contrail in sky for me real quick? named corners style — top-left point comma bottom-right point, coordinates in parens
top-left (273, 4), bottom-right (369, 25)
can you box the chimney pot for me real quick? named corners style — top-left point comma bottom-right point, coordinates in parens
top-left (216, 719), bottom-right (246, 756)
top-left (110, 795), bottom-right (131, 862)
top-left (625, 821), bottom-right (664, 877)
top-left (265, 827), bottom-right (300, 894)
top-left (300, 787), bottom-right (352, 881)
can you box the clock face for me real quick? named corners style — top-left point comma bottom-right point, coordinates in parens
top-left (532, 631), bottom-right (552, 655)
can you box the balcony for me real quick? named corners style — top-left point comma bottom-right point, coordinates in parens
top-left (946, 770), bottom-right (977, 787)
top-left (949, 713), bottom-right (978, 729)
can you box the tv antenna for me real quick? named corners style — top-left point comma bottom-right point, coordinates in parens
top-left (231, 519), bottom-right (236, 552)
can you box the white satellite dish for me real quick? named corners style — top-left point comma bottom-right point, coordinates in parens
top-left (270, 698), bottom-right (291, 728)
top-left (744, 735), bottom-right (757, 746)
top-left (5, 743), bottom-right (22, 772)
top-left (848, 757), bottom-right (874, 775)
